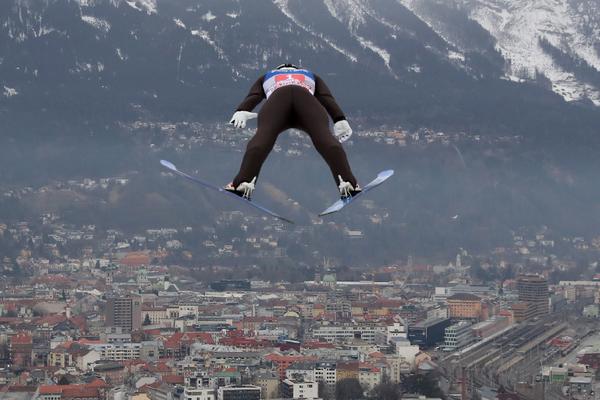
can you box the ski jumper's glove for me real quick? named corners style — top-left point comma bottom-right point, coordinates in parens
top-left (229, 111), bottom-right (258, 128)
top-left (334, 120), bottom-right (352, 143)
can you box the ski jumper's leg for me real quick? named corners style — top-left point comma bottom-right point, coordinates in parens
top-left (293, 87), bottom-right (357, 187)
top-left (232, 87), bottom-right (292, 186)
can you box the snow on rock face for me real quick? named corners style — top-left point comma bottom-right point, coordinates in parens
top-left (456, 0), bottom-right (600, 103)
top-left (323, 0), bottom-right (368, 32)
top-left (191, 29), bottom-right (225, 59)
top-left (3, 86), bottom-right (18, 97)
top-left (202, 11), bottom-right (216, 22)
top-left (125, 0), bottom-right (157, 15)
top-left (272, 0), bottom-right (358, 63)
top-left (81, 15), bottom-right (110, 32)
top-left (116, 48), bottom-right (127, 61)
top-left (76, 0), bottom-right (121, 6)
top-left (322, 0), bottom-right (394, 74)
top-left (173, 18), bottom-right (186, 29)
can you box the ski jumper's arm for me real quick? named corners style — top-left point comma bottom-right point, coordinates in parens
top-left (314, 74), bottom-right (346, 123)
top-left (236, 76), bottom-right (266, 112)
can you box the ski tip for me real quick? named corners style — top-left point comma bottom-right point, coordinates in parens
top-left (379, 169), bottom-right (394, 179)
top-left (160, 159), bottom-right (177, 171)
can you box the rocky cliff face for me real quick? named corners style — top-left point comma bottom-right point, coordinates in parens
top-left (403, 0), bottom-right (600, 104)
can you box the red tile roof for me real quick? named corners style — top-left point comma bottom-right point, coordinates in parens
top-left (61, 387), bottom-right (100, 399)
top-left (162, 375), bottom-right (184, 385)
top-left (69, 316), bottom-right (88, 332)
top-left (35, 314), bottom-right (67, 326)
top-left (148, 361), bottom-right (172, 373)
top-left (88, 379), bottom-right (110, 388)
top-left (38, 380), bottom-right (108, 398)
top-left (119, 252), bottom-right (151, 267)
top-left (164, 332), bottom-right (214, 348)
top-left (11, 332), bottom-right (32, 345)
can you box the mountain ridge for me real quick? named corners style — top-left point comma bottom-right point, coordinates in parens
top-left (2, 0), bottom-right (599, 126)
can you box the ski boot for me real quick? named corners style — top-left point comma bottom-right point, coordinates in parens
top-left (224, 177), bottom-right (256, 199)
top-left (338, 175), bottom-right (361, 199)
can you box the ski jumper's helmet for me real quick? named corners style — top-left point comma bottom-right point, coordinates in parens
top-left (275, 63), bottom-right (299, 70)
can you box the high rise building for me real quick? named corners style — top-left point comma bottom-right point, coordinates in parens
top-left (105, 295), bottom-right (142, 332)
top-left (517, 275), bottom-right (549, 317)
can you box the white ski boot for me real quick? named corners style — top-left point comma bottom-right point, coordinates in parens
top-left (225, 177), bottom-right (257, 199)
top-left (338, 175), bottom-right (361, 199)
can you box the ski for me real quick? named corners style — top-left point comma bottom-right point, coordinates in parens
top-left (319, 170), bottom-right (394, 217)
top-left (160, 160), bottom-right (294, 224)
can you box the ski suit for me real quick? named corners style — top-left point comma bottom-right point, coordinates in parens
top-left (232, 68), bottom-right (357, 187)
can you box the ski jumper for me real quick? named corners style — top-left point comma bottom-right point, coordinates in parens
top-left (232, 68), bottom-right (357, 187)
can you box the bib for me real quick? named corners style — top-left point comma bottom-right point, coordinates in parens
top-left (263, 69), bottom-right (316, 98)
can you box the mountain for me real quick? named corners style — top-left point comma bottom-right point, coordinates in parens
top-left (1, 0), bottom-right (600, 260)
top-left (403, 0), bottom-right (600, 105)
top-left (1, 0), bottom-right (599, 132)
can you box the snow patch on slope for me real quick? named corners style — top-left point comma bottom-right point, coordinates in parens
top-left (460, 0), bottom-right (600, 104)
top-left (323, 0), bottom-right (395, 74)
top-left (323, 0), bottom-right (368, 31)
top-left (191, 28), bottom-right (244, 79)
top-left (399, 0), bottom-right (461, 49)
top-left (81, 15), bottom-right (110, 32)
top-left (116, 48), bottom-right (127, 61)
top-left (272, 0), bottom-right (357, 63)
top-left (202, 11), bottom-right (216, 22)
top-left (356, 36), bottom-right (392, 70)
top-left (126, 0), bottom-right (157, 15)
top-left (173, 18), bottom-right (186, 29)
top-left (76, 0), bottom-right (121, 6)
top-left (191, 29), bottom-right (225, 59)
top-left (3, 86), bottom-right (18, 98)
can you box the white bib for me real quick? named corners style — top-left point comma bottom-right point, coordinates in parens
top-left (263, 68), bottom-right (316, 99)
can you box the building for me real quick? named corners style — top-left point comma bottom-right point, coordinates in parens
top-left (511, 302), bottom-right (536, 323)
top-left (93, 362), bottom-right (126, 385)
top-left (37, 380), bottom-right (110, 400)
top-left (184, 374), bottom-right (216, 400)
top-left (281, 379), bottom-right (319, 399)
top-left (286, 361), bottom-right (337, 390)
top-left (375, 322), bottom-right (408, 345)
top-left (336, 361), bottom-right (359, 381)
top-left (253, 372), bottom-right (279, 399)
top-left (9, 332), bottom-right (33, 368)
top-left (310, 323), bottom-right (385, 343)
top-left (517, 275), bottom-right (549, 317)
top-left (407, 318), bottom-right (451, 348)
top-left (447, 293), bottom-right (483, 320)
top-left (443, 321), bottom-right (474, 352)
top-left (105, 295), bottom-right (142, 332)
top-left (264, 354), bottom-right (317, 380)
top-left (447, 285), bottom-right (495, 298)
top-left (185, 386), bottom-right (215, 400)
top-left (141, 306), bottom-right (168, 325)
top-left (88, 342), bottom-right (160, 361)
top-left (358, 363), bottom-right (382, 391)
top-left (568, 376), bottom-right (592, 398)
top-left (216, 385), bottom-right (261, 400)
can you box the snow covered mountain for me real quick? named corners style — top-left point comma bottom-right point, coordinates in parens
top-left (0, 0), bottom-right (599, 129)
top-left (2, 0), bottom-right (600, 251)
top-left (402, 0), bottom-right (600, 105)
